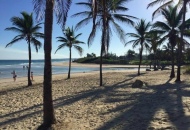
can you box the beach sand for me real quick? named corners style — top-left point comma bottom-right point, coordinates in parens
top-left (0, 63), bottom-right (190, 130)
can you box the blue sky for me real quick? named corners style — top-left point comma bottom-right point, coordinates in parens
top-left (0, 0), bottom-right (167, 60)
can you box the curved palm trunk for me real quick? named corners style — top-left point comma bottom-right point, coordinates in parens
top-left (68, 47), bottom-right (71, 79)
top-left (138, 47), bottom-right (143, 75)
top-left (41, 0), bottom-right (56, 128)
top-left (176, 1), bottom-right (187, 82)
top-left (170, 45), bottom-right (175, 78)
top-left (28, 38), bottom-right (32, 86)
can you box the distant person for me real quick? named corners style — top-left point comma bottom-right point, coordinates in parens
top-left (11, 70), bottom-right (17, 82)
top-left (31, 72), bottom-right (33, 81)
top-left (23, 65), bottom-right (25, 69)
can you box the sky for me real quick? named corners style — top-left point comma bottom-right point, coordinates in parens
top-left (0, 0), bottom-right (171, 60)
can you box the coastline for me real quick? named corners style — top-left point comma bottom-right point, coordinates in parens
top-left (0, 68), bottom-right (140, 92)
top-left (0, 62), bottom-right (148, 91)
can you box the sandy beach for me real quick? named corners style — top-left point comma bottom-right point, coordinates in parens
top-left (52, 62), bottom-right (148, 68)
top-left (0, 63), bottom-right (190, 130)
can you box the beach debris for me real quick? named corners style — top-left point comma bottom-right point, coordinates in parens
top-left (132, 80), bottom-right (144, 88)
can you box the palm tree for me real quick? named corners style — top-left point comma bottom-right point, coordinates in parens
top-left (146, 31), bottom-right (163, 70)
top-left (5, 11), bottom-right (43, 86)
top-left (152, 5), bottom-right (179, 78)
top-left (152, 5), bottom-right (190, 78)
top-left (73, 0), bottom-right (136, 86)
top-left (126, 19), bottom-right (151, 75)
top-left (55, 26), bottom-right (85, 79)
top-left (147, 0), bottom-right (190, 82)
top-left (33, 0), bottom-right (72, 128)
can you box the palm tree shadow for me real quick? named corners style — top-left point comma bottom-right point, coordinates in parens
top-left (97, 79), bottom-right (190, 130)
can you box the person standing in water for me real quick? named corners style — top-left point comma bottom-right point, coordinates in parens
top-left (11, 70), bottom-right (17, 82)
top-left (31, 72), bottom-right (33, 81)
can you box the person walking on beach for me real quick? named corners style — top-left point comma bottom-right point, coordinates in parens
top-left (11, 70), bottom-right (17, 82)
top-left (31, 72), bottom-right (33, 81)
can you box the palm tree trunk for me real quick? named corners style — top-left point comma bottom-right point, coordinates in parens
top-left (100, 45), bottom-right (103, 86)
top-left (138, 48), bottom-right (143, 75)
top-left (28, 38), bottom-right (32, 86)
top-left (99, 0), bottom-right (106, 86)
top-left (41, 0), bottom-right (56, 128)
top-left (68, 47), bottom-right (71, 79)
top-left (176, 1), bottom-right (186, 82)
top-left (170, 45), bottom-right (175, 78)
top-left (154, 51), bottom-right (157, 71)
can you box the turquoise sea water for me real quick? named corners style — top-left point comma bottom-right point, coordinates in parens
top-left (0, 59), bottom-right (100, 79)
top-left (0, 59), bottom-right (140, 79)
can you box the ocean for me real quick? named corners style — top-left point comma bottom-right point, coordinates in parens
top-left (0, 59), bottom-right (140, 79)
top-left (0, 59), bottom-right (100, 79)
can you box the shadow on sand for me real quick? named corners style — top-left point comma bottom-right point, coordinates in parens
top-left (1, 72), bottom-right (190, 130)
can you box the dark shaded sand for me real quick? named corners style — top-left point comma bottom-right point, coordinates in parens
top-left (0, 70), bottom-right (190, 130)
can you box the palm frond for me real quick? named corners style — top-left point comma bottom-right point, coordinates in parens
top-left (54, 0), bottom-right (72, 27)
top-left (126, 33), bottom-right (140, 38)
top-left (152, 21), bottom-right (171, 31)
top-left (111, 19), bottom-right (126, 44)
top-left (31, 37), bottom-right (42, 52)
top-left (75, 17), bottom-right (92, 30)
top-left (71, 11), bottom-right (92, 18)
top-left (87, 21), bottom-right (100, 47)
top-left (125, 39), bottom-right (140, 47)
top-left (148, 0), bottom-right (173, 20)
top-left (32, 0), bottom-right (46, 21)
top-left (55, 43), bottom-right (67, 54)
top-left (5, 35), bottom-right (24, 47)
top-left (73, 45), bottom-right (83, 56)
top-left (5, 27), bottom-right (23, 34)
top-left (113, 14), bottom-right (136, 26)
top-left (33, 32), bottom-right (44, 38)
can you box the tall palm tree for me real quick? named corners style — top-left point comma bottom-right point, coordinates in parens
top-left (33, 0), bottom-right (72, 128)
top-left (55, 26), bottom-right (85, 79)
top-left (5, 11), bottom-right (43, 86)
top-left (125, 19), bottom-right (151, 75)
top-left (152, 5), bottom-right (180, 78)
top-left (152, 5), bottom-right (190, 78)
top-left (147, 0), bottom-right (190, 82)
top-left (73, 0), bottom-right (136, 86)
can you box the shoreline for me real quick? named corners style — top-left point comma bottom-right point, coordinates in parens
top-left (0, 62), bottom-right (148, 81)
top-left (0, 68), bottom-right (143, 91)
